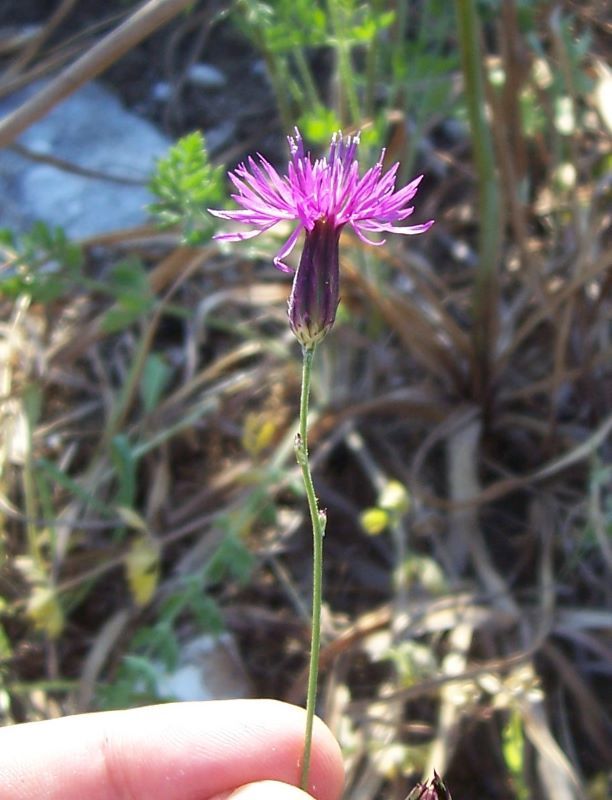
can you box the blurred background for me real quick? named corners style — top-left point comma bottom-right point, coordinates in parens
top-left (0, 1), bottom-right (610, 798)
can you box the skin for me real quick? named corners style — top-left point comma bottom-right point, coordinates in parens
top-left (0, 699), bottom-right (344, 800)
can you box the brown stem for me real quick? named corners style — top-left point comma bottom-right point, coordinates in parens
top-left (0, 0), bottom-right (194, 149)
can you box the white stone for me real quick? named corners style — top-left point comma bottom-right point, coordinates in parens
top-left (0, 81), bottom-right (171, 237)
top-left (152, 81), bottom-right (172, 102)
top-left (152, 633), bottom-right (251, 702)
top-left (204, 120), bottom-right (236, 154)
top-left (186, 63), bottom-right (227, 89)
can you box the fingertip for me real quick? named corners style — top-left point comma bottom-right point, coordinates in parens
top-left (221, 701), bottom-right (343, 800)
top-left (308, 714), bottom-right (344, 800)
top-left (231, 701), bottom-right (344, 800)
top-left (211, 779), bottom-right (315, 800)
top-left (0, 699), bottom-right (345, 800)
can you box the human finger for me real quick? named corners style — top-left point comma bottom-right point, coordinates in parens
top-left (210, 779), bottom-right (321, 800)
top-left (0, 699), bottom-right (344, 800)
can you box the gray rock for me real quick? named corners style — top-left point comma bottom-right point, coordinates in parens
top-left (251, 59), bottom-right (268, 78)
top-left (186, 63), bottom-right (226, 89)
top-left (0, 81), bottom-right (171, 238)
top-left (204, 120), bottom-right (236, 155)
top-left (151, 81), bottom-right (172, 102)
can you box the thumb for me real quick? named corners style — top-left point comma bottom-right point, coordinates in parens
top-left (211, 780), bottom-right (317, 800)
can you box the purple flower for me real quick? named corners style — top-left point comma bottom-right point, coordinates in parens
top-left (210, 129), bottom-right (434, 347)
top-left (406, 773), bottom-right (451, 800)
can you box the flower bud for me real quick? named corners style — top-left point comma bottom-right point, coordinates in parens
top-left (288, 218), bottom-right (341, 348)
top-left (406, 773), bottom-right (451, 800)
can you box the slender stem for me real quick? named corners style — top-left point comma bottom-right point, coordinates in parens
top-left (295, 345), bottom-right (326, 791)
top-left (0, 0), bottom-right (195, 149)
top-left (390, 0), bottom-right (408, 106)
top-left (328, 0), bottom-right (361, 125)
top-left (294, 47), bottom-right (321, 112)
top-left (364, 0), bottom-right (386, 120)
top-left (256, 40), bottom-right (294, 133)
top-left (454, 0), bottom-right (501, 400)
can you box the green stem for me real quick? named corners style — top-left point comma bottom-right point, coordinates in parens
top-left (364, 0), bottom-right (384, 119)
top-left (295, 345), bottom-right (326, 791)
top-left (251, 26), bottom-right (293, 132)
top-left (328, 0), bottom-right (361, 125)
top-left (294, 47), bottom-right (321, 113)
top-left (390, 0), bottom-right (408, 105)
top-left (454, 0), bottom-right (501, 399)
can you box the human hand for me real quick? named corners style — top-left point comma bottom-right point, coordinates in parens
top-left (0, 698), bottom-right (344, 800)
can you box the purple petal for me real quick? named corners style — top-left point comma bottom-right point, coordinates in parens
top-left (382, 219), bottom-right (436, 235)
top-left (273, 225), bottom-right (303, 273)
top-left (212, 228), bottom-right (267, 242)
top-left (351, 224), bottom-right (386, 246)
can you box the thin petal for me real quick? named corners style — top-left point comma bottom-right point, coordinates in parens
top-left (213, 228), bottom-right (268, 242)
top-left (351, 224), bottom-right (386, 246)
top-left (212, 130), bottom-right (433, 258)
top-left (208, 207), bottom-right (238, 220)
top-left (383, 219), bottom-right (436, 235)
top-left (273, 225), bottom-right (303, 273)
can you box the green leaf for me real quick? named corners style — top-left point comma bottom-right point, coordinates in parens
top-left (107, 258), bottom-right (152, 298)
top-left (190, 595), bottom-right (224, 635)
top-left (148, 131), bottom-right (225, 245)
top-left (122, 655), bottom-right (162, 693)
top-left (206, 534), bottom-right (254, 586)
top-left (140, 353), bottom-right (172, 414)
top-left (0, 222), bottom-right (83, 303)
top-left (101, 258), bottom-right (155, 332)
top-left (27, 585), bottom-right (64, 638)
top-left (125, 535), bottom-right (160, 607)
top-left (110, 434), bottom-right (137, 509)
top-left (101, 307), bottom-right (142, 334)
top-left (36, 458), bottom-right (112, 515)
top-left (0, 624), bottom-right (13, 659)
top-left (298, 107), bottom-right (343, 145)
top-left (502, 708), bottom-right (529, 800)
top-left (22, 383), bottom-right (43, 431)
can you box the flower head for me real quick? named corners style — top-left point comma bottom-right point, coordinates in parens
top-left (406, 773), bottom-right (451, 800)
top-left (210, 129), bottom-right (434, 346)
